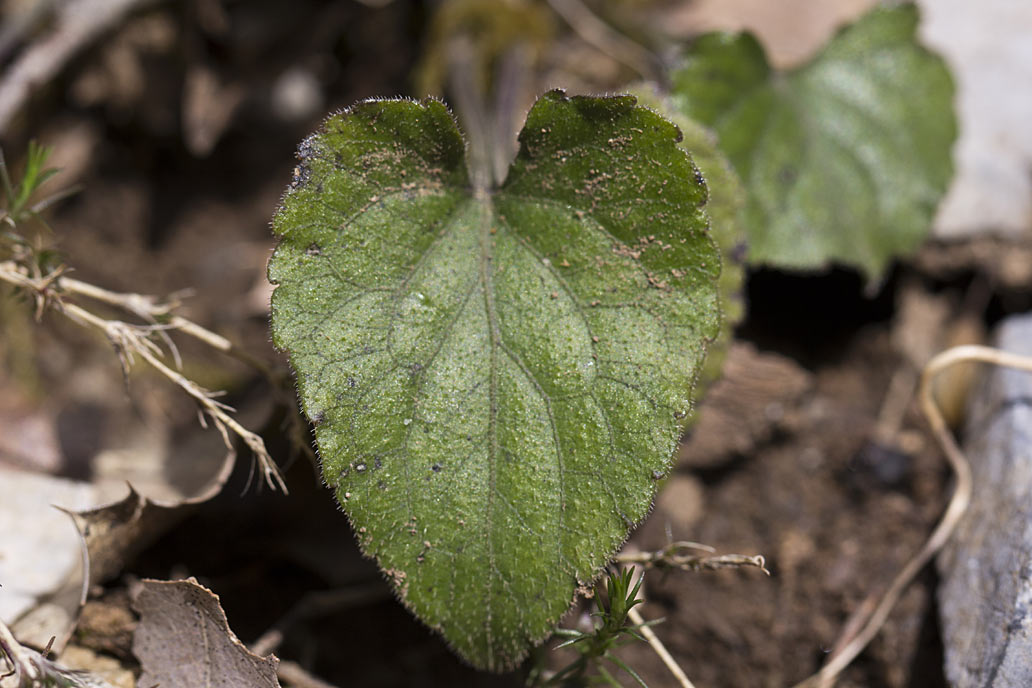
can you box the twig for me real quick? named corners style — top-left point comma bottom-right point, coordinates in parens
top-left (277, 661), bottom-right (339, 688)
top-left (0, 618), bottom-right (42, 684)
top-left (59, 274), bottom-right (275, 375)
top-left (251, 586), bottom-right (389, 688)
top-left (55, 268), bottom-right (314, 468)
top-left (616, 541), bottom-right (770, 575)
top-left (0, 0), bottom-right (58, 64)
top-left (60, 274), bottom-right (188, 368)
top-left (872, 363), bottom-right (917, 445)
top-left (0, 259), bottom-right (288, 493)
top-left (0, 0), bottom-right (158, 134)
top-left (63, 301), bottom-right (287, 492)
top-left (626, 607), bottom-right (694, 688)
top-left (791, 345), bottom-right (1032, 688)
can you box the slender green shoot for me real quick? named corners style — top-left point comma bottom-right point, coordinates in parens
top-left (530, 567), bottom-right (657, 687)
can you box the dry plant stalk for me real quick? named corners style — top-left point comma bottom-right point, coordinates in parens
top-left (611, 544), bottom-right (765, 688)
top-left (276, 661), bottom-right (340, 688)
top-left (616, 541), bottom-right (769, 575)
top-left (626, 606), bottom-right (696, 688)
top-left (0, 259), bottom-right (287, 493)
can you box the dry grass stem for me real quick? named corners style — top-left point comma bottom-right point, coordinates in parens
top-left (277, 661), bottom-right (340, 688)
top-left (0, 259), bottom-right (287, 493)
top-left (0, 618), bottom-right (42, 684)
top-left (61, 301), bottom-right (287, 493)
top-left (250, 584), bottom-right (391, 658)
top-left (616, 541), bottom-right (769, 575)
top-left (0, 619), bottom-right (113, 688)
top-left (56, 267), bottom-right (315, 467)
top-left (626, 606), bottom-right (695, 688)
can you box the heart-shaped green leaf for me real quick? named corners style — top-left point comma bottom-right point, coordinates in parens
top-left (668, 3), bottom-right (956, 279)
top-left (268, 90), bottom-right (719, 670)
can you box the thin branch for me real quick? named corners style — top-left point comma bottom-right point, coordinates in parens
top-left (792, 345), bottom-right (1032, 688)
top-left (276, 661), bottom-right (340, 688)
top-left (54, 269), bottom-right (314, 468)
top-left (0, 0), bottom-right (58, 64)
top-left (56, 268), bottom-right (311, 468)
top-left (60, 274), bottom-right (187, 368)
top-left (616, 541), bottom-right (770, 575)
top-left (0, 618), bottom-right (42, 684)
top-left (872, 363), bottom-right (918, 444)
top-left (62, 301), bottom-right (287, 493)
top-left (250, 584), bottom-right (389, 658)
top-left (3, 257), bottom-right (296, 390)
top-left (0, 259), bottom-right (288, 493)
top-left (59, 274), bottom-right (275, 375)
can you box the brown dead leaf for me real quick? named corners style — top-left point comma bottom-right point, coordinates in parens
top-left (67, 444), bottom-right (236, 589)
top-left (0, 441), bottom-right (237, 654)
top-left (132, 578), bottom-right (280, 688)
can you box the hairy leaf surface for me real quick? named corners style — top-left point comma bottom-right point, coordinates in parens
top-left (268, 91), bottom-right (719, 669)
top-left (630, 83), bottom-right (746, 392)
top-left (669, 4), bottom-right (956, 279)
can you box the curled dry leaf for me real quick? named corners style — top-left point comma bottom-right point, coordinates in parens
top-left (0, 441), bottom-right (237, 655)
top-left (45, 450), bottom-right (238, 644)
top-left (131, 578), bottom-right (280, 688)
top-left (66, 470), bottom-right (232, 588)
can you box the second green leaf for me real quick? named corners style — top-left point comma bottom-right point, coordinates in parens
top-left (669, 3), bottom-right (956, 280)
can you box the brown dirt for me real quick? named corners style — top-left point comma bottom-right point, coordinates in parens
top-left (624, 316), bottom-right (951, 688)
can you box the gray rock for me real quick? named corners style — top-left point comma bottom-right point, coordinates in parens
top-left (938, 313), bottom-right (1032, 687)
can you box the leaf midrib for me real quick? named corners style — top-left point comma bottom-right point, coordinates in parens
top-left (476, 194), bottom-right (501, 659)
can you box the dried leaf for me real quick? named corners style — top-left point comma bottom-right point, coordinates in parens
top-left (132, 578), bottom-right (280, 688)
top-left (0, 436), bottom-right (237, 655)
